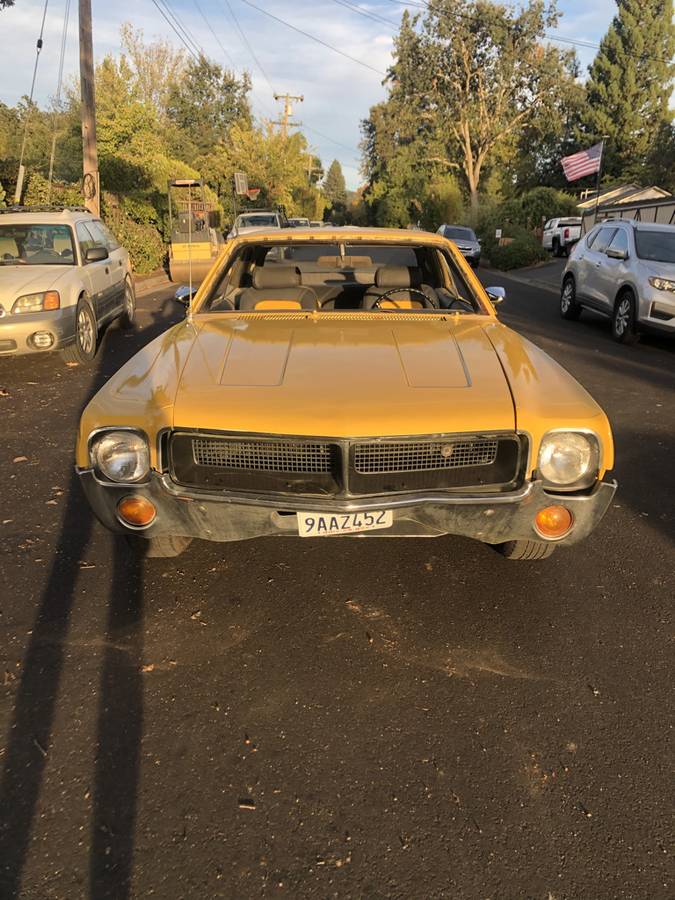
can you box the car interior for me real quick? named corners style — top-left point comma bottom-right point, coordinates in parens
top-left (205, 242), bottom-right (480, 313)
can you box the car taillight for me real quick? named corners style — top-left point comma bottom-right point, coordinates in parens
top-left (564, 228), bottom-right (569, 240)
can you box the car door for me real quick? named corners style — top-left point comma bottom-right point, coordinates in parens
top-left (593, 228), bottom-right (631, 312)
top-left (542, 219), bottom-right (555, 250)
top-left (576, 225), bottom-right (617, 307)
top-left (90, 220), bottom-right (126, 313)
top-left (76, 221), bottom-right (112, 322)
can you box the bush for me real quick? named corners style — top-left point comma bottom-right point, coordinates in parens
top-left (489, 234), bottom-right (548, 270)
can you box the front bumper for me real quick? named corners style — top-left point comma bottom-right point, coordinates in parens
top-left (0, 306), bottom-right (77, 355)
top-left (77, 470), bottom-right (617, 546)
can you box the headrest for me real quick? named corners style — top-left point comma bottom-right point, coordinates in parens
top-left (374, 266), bottom-right (422, 288)
top-left (253, 266), bottom-right (300, 290)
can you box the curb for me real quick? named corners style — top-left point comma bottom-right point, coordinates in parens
top-left (134, 272), bottom-right (172, 296)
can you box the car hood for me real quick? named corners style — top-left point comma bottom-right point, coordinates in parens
top-left (641, 259), bottom-right (675, 279)
top-left (0, 265), bottom-right (71, 307)
top-left (170, 314), bottom-right (516, 436)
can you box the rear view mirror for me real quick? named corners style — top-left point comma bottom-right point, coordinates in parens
top-left (486, 286), bottom-right (506, 304)
top-left (85, 245), bottom-right (108, 263)
top-left (175, 285), bottom-right (198, 307)
top-left (606, 248), bottom-right (628, 260)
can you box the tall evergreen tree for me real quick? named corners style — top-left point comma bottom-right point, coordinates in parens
top-left (583, 0), bottom-right (674, 181)
top-left (323, 160), bottom-right (347, 206)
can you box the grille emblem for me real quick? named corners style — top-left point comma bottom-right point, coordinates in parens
top-left (440, 443), bottom-right (454, 459)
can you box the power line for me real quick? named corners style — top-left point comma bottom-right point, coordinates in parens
top-left (149, 0), bottom-right (200, 59)
top-left (220, 0), bottom-right (276, 94)
top-left (158, 0), bottom-right (204, 58)
top-left (331, 0), bottom-right (400, 29)
top-left (192, 0), bottom-right (237, 69)
top-left (15, 0), bottom-right (50, 200)
top-left (238, 0), bottom-right (387, 76)
top-left (47, 0), bottom-right (72, 197)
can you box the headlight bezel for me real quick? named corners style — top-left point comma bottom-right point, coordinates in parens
top-left (89, 428), bottom-right (151, 484)
top-left (537, 430), bottom-right (600, 492)
top-left (12, 291), bottom-right (61, 314)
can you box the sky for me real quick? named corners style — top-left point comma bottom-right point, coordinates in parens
top-left (0, 0), bottom-right (620, 189)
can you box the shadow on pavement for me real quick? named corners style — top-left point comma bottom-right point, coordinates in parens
top-left (0, 298), bottom-right (180, 897)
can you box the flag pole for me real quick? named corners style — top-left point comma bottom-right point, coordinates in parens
top-left (593, 139), bottom-right (606, 226)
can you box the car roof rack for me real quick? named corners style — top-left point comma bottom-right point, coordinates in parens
top-left (0, 205), bottom-right (89, 214)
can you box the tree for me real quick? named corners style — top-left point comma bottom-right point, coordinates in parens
top-left (0, 180), bottom-right (5, 207)
top-left (0, 1), bottom-right (15, 8)
top-left (366, 0), bottom-right (580, 211)
top-left (323, 159), bottom-right (347, 207)
top-left (166, 55), bottom-right (251, 162)
top-left (582, 0), bottom-right (674, 181)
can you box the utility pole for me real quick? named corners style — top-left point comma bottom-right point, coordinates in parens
top-left (272, 93), bottom-right (303, 138)
top-left (306, 146), bottom-right (318, 184)
top-left (79, 0), bottom-right (99, 216)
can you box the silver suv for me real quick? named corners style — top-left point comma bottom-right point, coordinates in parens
top-left (560, 220), bottom-right (675, 343)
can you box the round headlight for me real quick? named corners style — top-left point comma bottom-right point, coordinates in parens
top-left (538, 432), bottom-right (598, 487)
top-left (92, 431), bottom-right (150, 483)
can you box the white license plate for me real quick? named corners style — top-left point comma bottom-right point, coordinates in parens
top-left (297, 510), bottom-right (393, 537)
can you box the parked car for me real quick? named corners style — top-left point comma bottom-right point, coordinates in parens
top-left (0, 206), bottom-right (135, 364)
top-left (542, 217), bottom-right (582, 257)
top-left (561, 219), bottom-right (675, 344)
top-left (288, 217), bottom-right (311, 228)
top-left (310, 220), bottom-right (323, 228)
top-left (227, 210), bottom-right (288, 239)
top-left (77, 226), bottom-right (616, 561)
top-left (436, 224), bottom-right (481, 267)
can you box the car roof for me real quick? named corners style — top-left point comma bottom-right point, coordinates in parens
top-left (0, 208), bottom-right (95, 225)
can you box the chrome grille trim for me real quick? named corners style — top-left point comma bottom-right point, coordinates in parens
top-left (353, 439), bottom-right (498, 473)
top-left (192, 438), bottom-right (334, 473)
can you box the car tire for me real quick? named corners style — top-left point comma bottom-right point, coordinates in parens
top-left (61, 297), bottom-right (98, 365)
top-left (552, 238), bottom-right (561, 257)
top-left (119, 278), bottom-right (136, 330)
top-left (560, 276), bottom-right (581, 320)
top-left (612, 291), bottom-right (639, 345)
top-left (495, 540), bottom-right (556, 560)
top-left (125, 534), bottom-right (193, 558)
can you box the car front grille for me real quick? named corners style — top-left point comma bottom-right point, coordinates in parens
top-left (169, 432), bottom-right (524, 497)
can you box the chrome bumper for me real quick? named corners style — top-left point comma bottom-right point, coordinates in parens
top-left (0, 306), bottom-right (77, 355)
top-left (77, 469), bottom-right (617, 546)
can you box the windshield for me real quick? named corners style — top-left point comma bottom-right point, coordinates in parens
top-left (445, 227), bottom-right (476, 242)
top-left (204, 240), bottom-right (482, 314)
top-left (0, 223), bottom-right (76, 266)
top-left (635, 229), bottom-right (675, 264)
top-left (236, 215), bottom-right (277, 229)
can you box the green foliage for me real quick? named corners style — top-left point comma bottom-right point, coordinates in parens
top-left (23, 172), bottom-right (83, 207)
top-left (501, 187), bottom-right (578, 231)
top-left (323, 160), bottom-right (347, 207)
top-left (0, 180), bottom-right (5, 207)
top-left (102, 193), bottom-right (165, 274)
top-left (488, 233), bottom-right (548, 270)
top-left (582, 0), bottom-right (675, 182)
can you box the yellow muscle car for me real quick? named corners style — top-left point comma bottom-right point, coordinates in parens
top-left (75, 227), bottom-right (616, 560)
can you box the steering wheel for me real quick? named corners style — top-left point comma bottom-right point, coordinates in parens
top-left (372, 287), bottom-right (437, 310)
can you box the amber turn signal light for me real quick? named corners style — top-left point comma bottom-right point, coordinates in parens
top-left (117, 496), bottom-right (156, 527)
top-left (534, 505), bottom-right (573, 539)
top-left (43, 291), bottom-right (60, 310)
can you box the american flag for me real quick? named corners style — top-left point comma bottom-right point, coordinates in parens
top-left (561, 142), bottom-right (603, 182)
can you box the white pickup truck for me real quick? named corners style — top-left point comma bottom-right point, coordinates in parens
top-left (542, 217), bottom-right (582, 257)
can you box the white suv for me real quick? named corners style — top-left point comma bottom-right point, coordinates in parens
top-left (0, 207), bottom-right (135, 364)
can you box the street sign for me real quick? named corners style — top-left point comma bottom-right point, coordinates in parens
top-left (495, 228), bottom-right (502, 239)
top-left (234, 172), bottom-right (249, 195)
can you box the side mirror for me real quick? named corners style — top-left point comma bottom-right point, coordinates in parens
top-left (486, 285), bottom-right (506, 304)
top-left (175, 285), bottom-right (198, 308)
top-left (606, 247), bottom-right (628, 260)
top-left (85, 245), bottom-right (109, 263)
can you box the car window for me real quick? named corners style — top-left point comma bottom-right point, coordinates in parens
top-left (237, 215), bottom-right (278, 228)
top-left (592, 227), bottom-right (617, 254)
top-left (635, 229), bottom-right (675, 264)
top-left (544, 220), bottom-right (553, 230)
top-left (90, 220), bottom-right (120, 252)
top-left (606, 229), bottom-right (629, 255)
top-left (76, 222), bottom-right (100, 257)
top-left (0, 223), bottom-right (76, 266)
top-left (349, 244), bottom-right (418, 266)
top-left (443, 226), bottom-right (476, 242)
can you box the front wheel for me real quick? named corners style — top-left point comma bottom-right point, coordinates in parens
top-left (495, 540), bottom-right (556, 560)
top-left (125, 534), bottom-right (193, 558)
top-left (119, 278), bottom-right (136, 330)
top-left (61, 297), bottom-right (98, 365)
top-left (560, 276), bottom-right (581, 320)
top-left (612, 292), bottom-right (639, 344)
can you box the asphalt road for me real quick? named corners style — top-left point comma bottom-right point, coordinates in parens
top-left (0, 275), bottom-right (673, 899)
